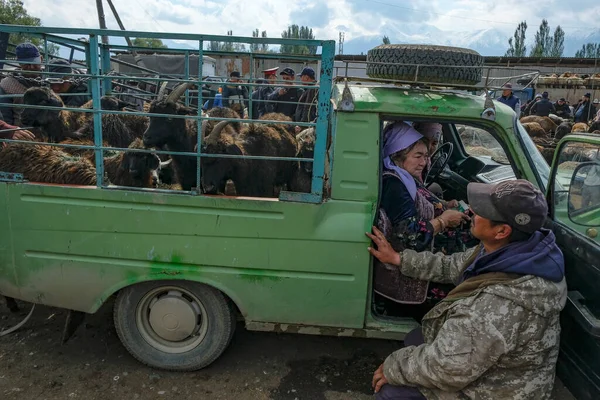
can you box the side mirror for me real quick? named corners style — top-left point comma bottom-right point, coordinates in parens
top-left (568, 162), bottom-right (600, 226)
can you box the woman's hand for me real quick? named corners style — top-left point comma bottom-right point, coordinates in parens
top-left (445, 199), bottom-right (459, 209)
top-left (440, 209), bottom-right (470, 228)
top-left (366, 226), bottom-right (401, 266)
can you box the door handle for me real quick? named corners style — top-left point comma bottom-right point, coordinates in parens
top-left (566, 291), bottom-right (600, 338)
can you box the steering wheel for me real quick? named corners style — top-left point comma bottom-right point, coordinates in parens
top-left (424, 142), bottom-right (454, 188)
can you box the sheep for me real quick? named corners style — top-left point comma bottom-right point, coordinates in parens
top-left (142, 83), bottom-right (241, 191)
top-left (0, 139), bottom-right (163, 188)
top-left (200, 119), bottom-right (297, 197)
top-left (0, 143), bottom-right (98, 185)
top-left (572, 123), bottom-right (589, 133)
top-left (519, 116), bottom-right (557, 133)
top-left (548, 114), bottom-right (567, 126)
top-left (289, 128), bottom-right (315, 193)
top-left (555, 122), bottom-right (574, 141)
top-left (21, 86), bottom-right (148, 148)
top-left (521, 122), bottom-right (547, 138)
top-left (588, 120), bottom-right (600, 133)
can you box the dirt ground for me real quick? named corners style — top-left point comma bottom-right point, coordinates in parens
top-left (1, 297), bottom-right (576, 400)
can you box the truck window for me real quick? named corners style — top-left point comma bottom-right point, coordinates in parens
top-left (456, 124), bottom-right (509, 165)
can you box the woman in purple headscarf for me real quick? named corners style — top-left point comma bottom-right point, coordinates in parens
top-left (379, 121), bottom-right (473, 256)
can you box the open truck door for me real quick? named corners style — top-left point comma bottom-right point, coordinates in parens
top-left (548, 134), bottom-right (600, 400)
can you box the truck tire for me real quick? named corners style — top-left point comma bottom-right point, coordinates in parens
top-left (113, 281), bottom-right (235, 371)
top-left (366, 44), bottom-right (484, 85)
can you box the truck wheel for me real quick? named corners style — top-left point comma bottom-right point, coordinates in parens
top-left (113, 281), bottom-right (235, 371)
top-left (366, 44), bottom-right (484, 85)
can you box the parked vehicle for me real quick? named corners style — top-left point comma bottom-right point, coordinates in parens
top-left (0, 28), bottom-right (598, 399)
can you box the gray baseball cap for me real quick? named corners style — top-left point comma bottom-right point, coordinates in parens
top-left (467, 179), bottom-right (547, 233)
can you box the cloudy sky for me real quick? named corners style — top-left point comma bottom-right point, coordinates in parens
top-left (21, 0), bottom-right (600, 55)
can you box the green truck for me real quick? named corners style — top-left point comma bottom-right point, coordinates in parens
top-left (0, 27), bottom-right (598, 399)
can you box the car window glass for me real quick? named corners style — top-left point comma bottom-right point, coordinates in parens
top-left (554, 141), bottom-right (600, 233)
top-left (456, 124), bottom-right (510, 165)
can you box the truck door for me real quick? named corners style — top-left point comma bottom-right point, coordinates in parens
top-left (548, 137), bottom-right (600, 400)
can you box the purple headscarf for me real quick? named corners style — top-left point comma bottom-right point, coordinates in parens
top-left (382, 122), bottom-right (424, 200)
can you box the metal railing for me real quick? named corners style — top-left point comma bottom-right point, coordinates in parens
top-left (0, 24), bottom-right (336, 204)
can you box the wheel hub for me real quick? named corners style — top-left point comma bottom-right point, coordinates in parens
top-left (148, 294), bottom-right (198, 342)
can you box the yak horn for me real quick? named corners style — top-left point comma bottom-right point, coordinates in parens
top-left (159, 159), bottom-right (172, 168)
top-left (166, 82), bottom-right (195, 103)
top-left (208, 120), bottom-right (231, 138)
top-left (157, 81), bottom-right (169, 101)
top-left (201, 119), bottom-right (209, 138)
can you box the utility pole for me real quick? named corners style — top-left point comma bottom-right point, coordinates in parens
top-left (338, 32), bottom-right (344, 55)
top-left (105, 0), bottom-right (147, 68)
top-left (95, 0), bottom-right (109, 45)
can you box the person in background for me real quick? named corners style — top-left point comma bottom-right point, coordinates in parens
top-left (554, 97), bottom-right (572, 119)
top-left (495, 83), bottom-right (520, 118)
top-left (221, 71), bottom-right (249, 117)
top-left (257, 67), bottom-right (278, 117)
top-left (367, 179), bottom-right (566, 400)
top-left (250, 78), bottom-right (267, 120)
top-left (267, 67), bottom-right (303, 119)
top-left (575, 93), bottom-right (594, 123)
top-left (295, 66), bottom-right (318, 126)
top-left (523, 93), bottom-right (542, 116)
top-left (531, 91), bottom-right (556, 117)
top-left (0, 43), bottom-right (43, 125)
top-left (47, 59), bottom-right (90, 108)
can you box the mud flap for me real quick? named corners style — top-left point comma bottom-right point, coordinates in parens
top-left (61, 310), bottom-right (86, 344)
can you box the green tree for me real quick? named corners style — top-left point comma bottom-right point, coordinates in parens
top-left (549, 26), bottom-right (564, 57)
top-left (132, 37), bottom-right (167, 49)
top-left (0, 0), bottom-right (59, 56)
top-left (505, 21), bottom-right (527, 57)
top-left (250, 29), bottom-right (268, 53)
top-left (529, 19), bottom-right (552, 57)
top-left (382, 35), bottom-right (390, 45)
top-left (280, 25), bottom-right (316, 55)
top-left (209, 30), bottom-right (246, 52)
top-left (575, 43), bottom-right (600, 58)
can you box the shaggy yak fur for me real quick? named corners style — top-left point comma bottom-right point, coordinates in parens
top-left (0, 143), bottom-right (97, 185)
top-left (519, 116), bottom-right (557, 133)
top-left (289, 127), bottom-right (315, 193)
top-left (0, 139), bottom-right (162, 188)
top-left (259, 112), bottom-right (297, 136)
top-left (143, 83), bottom-right (241, 191)
top-left (201, 119), bottom-right (298, 197)
top-left (21, 87), bottom-right (148, 148)
top-left (588, 120), bottom-right (600, 133)
top-left (521, 122), bottom-right (547, 138)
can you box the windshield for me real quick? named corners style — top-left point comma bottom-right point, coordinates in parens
top-left (514, 119), bottom-right (551, 192)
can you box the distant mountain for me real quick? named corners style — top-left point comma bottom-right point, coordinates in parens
top-left (342, 28), bottom-right (600, 57)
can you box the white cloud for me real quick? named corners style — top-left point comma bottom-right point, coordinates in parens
top-left (19, 0), bottom-right (600, 55)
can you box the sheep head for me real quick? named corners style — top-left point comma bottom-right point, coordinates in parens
top-left (115, 138), bottom-right (164, 188)
top-left (22, 86), bottom-right (64, 127)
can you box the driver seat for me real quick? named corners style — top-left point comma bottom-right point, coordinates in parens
top-left (372, 208), bottom-right (430, 304)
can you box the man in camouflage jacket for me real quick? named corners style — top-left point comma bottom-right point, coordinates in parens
top-left (367, 179), bottom-right (567, 400)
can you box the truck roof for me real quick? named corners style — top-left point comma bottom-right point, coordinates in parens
top-left (332, 82), bottom-right (516, 127)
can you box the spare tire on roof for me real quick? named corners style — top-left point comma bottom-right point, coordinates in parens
top-left (366, 44), bottom-right (484, 85)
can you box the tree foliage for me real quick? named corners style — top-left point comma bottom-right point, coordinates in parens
top-left (250, 29), bottom-right (269, 53)
top-left (575, 43), bottom-right (600, 58)
top-left (505, 21), bottom-right (527, 57)
top-left (280, 25), bottom-right (316, 55)
top-left (209, 30), bottom-right (246, 52)
top-left (549, 26), bottom-right (565, 57)
top-left (0, 0), bottom-right (59, 56)
top-left (529, 19), bottom-right (552, 57)
top-left (132, 38), bottom-right (167, 49)
top-left (382, 35), bottom-right (390, 45)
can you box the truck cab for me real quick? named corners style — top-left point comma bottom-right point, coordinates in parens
top-left (0, 26), bottom-right (598, 399)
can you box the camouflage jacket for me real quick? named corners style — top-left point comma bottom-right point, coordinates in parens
top-left (383, 246), bottom-right (568, 400)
